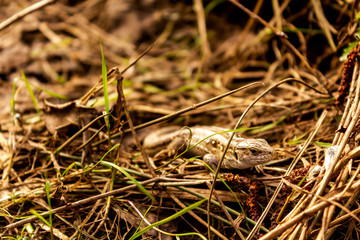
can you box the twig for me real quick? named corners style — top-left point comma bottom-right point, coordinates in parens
top-left (120, 39), bottom-right (158, 75)
top-left (194, 0), bottom-right (211, 59)
top-left (4, 178), bottom-right (162, 230)
top-left (92, 82), bottom-right (265, 147)
top-left (205, 181), bottom-right (245, 240)
top-left (248, 107), bottom-right (327, 240)
top-left (310, 0), bottom-right (336, 51)
top-left (281, 178), bottom-right (360, 223)
top-left (114, 68), bottom-right (156, 177)
top-left (259, 179), bottom-right (360, 240)
top-left (227, 0), bottom-right (330, 95)
top-left (314, 58), bottom-right (360, 239)
top-left (78, 39), bottom-right (157, 105)
top-left (168, 191), bottom-right (228, 240)
top-left (71, 125), bottom-right (106, 154)
top-left (0, 0), bottom-right (55, 31)
top-left (272, 0), bottom-right (282, 30)
top-left (205, 78), bottom-right (327, 239)
top-left (306, 60), bottom-right (360, 216)
top-left (228, 0), bottom-right (287, 38)
top-left (53, 113), bottom-right (108, 155)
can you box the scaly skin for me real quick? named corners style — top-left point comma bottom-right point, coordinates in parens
top-left (143, 126), bottom-right (274, 169)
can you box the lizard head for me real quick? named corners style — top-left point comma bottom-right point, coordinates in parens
top-left (223, 138), bottom-right (274, 169)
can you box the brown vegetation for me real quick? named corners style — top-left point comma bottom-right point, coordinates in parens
top-left (1, 0), bottom-right (360, 239)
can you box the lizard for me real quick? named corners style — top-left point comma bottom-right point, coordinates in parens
top-left (143, 126), bottom-right (274, 170)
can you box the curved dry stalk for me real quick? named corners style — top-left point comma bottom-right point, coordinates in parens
top-left (324, 165), bottom-right (360, 240)
top-left (333, 61), bottom-right (359, 144)
top-left (0, 0), bottom-right (55, 31)
top-left (203, 77), bottom-right (328, 239)
top-left (282, 178), bottom-right (360, 223)
top-left (114, 68), bottom-right (156, 177)
top-left (4, 178), bottom-right (162, 230)
top-left (205, 181), bottom-right (246, 240)
top-left (228, 0), bottom-right (287, 39)
top-left (91, 197), bottom-right (111, 236)
top-left (193, 0), bottom-right (211, 60)
top-left (53, 113), bottom-right (109, 155)
top-left (310, 0), bottom-right (336, 51)
top-left (264, 56), bottom-right (360, 240)
top-left (304, 59), bottom-right (360, 238)
top-left (78, 39), bottom-right (157, 105)
top-left (92, 82), bottom-right (264, 147)
top-left (169, 191), bottom-right (228, 240)
top-left (259, 179), bottom-right (360, 240)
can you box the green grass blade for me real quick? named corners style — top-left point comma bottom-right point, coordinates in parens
top-left (99, 38), bottom-right (110, 130)
top-left (45, 180), bottom-right (52, 227)
top-left (314, 141), bottom-right (332, 148)
top-left (10, 77), bottom-right (17, 117)
top-left (129, 199), bottom-right (206, 240)
top-left (61, 162), bottom-right (76, 177)
top-left (100, 161), bottom-right (157, 203)
top-left (81, 143), bottom-right (120, 173)
top-left (31, 84), bottom-right (69, 100)
top-left (134, 205), bottom-right (152, 234)
top-left (29, 209), bottom-right (50, 227)
top-left (249, 115), bottom-right (287, 134)
top-left (202, 161), bottom-right (245, 213)
top-left (21, 70), bottom-right (40, 115)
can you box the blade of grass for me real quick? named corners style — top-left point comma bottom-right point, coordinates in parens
top-left (249, 115), bottom-right (287, 134)
top-left (24, 223), bottom-right (34, 237)
top-left (10, 77), bottom-right (17, 117)
top-left (29, 209), bottom-right (50, 227)
top-left (45, 179), bottom-right (54, 240)
top-left (59, 144), bottom-right (119, 182)
top-left (99, 37), bottom-right (110, 134)
top-left (45, 180), bottom-right (52, 226)
top-left (21, 70), bottom-right (40, 115)
top-left (130, 200), bottom-right (206, 239)
top-left (61, 162), bottom-right (76, 177)
top-left (130, 201), bottom-right (207, 239)
top-left (31, 83), bottom-right (69, 100)
top-left (129, 199), bottom-right (206, 240)
top-left (100, 161), bottom-right (157, 203)
top-left (204, 0), bottom-right (225, 16)
top-left (1, 237), bottom-right (16, 239)
top-left (133, 203), bottom-right (152, 235)
top-left (314, 141), bottom-right (332, 148)
top-left (203, 161), bottom-right (246, 209)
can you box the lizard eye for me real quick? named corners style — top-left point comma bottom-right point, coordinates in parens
top-left (234, 150), bottom-right (240, 160)
top-left (249, 148), bottom-right (258, 154)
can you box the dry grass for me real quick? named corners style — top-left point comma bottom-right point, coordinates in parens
top-left (0, 0), bottom-right (359, 239)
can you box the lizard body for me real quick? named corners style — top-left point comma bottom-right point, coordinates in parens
top-left (143, 126), bottom-right (274, 169)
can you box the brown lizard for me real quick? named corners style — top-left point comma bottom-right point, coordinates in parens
top-left (143, 126), bottom-right (274, 170)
